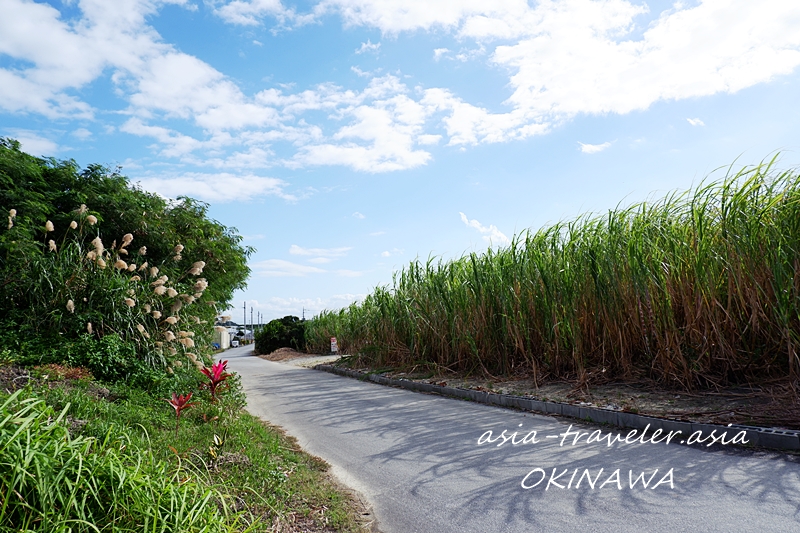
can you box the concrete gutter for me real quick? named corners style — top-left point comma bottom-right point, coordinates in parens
top-left (314, 364), bottom-right (800, 452)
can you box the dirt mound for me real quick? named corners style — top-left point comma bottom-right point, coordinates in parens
top-left (258, 347), bottom-right (310, 362)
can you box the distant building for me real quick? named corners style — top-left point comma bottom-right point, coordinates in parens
top-left (213, 328), bottom-right (231, 350)
top-left (214, 319), bottom-right (239, 349)
top-left (214, 318), bottom-right (257, 344)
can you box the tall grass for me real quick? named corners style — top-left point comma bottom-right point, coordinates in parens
top-left (0, 390), bottom-right (243, 532)
top-left (307, 161), bottom-right (800, 388)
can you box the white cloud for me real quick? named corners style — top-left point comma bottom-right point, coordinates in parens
top-left (687, 118), bottom-right (705, 126)
top-left (352, 211), bottom-right (365, 219)
top-left (6, 130), bottom-right (60, 155)
top-left (134, 172), bottom-right (294, 202)
top-left (0, 0), bottom-right (189, 118)
top-left (128, 52), bottom-right (282, 131)
top-left (490, 1), bottom-right (800, 122)
top-left (460, 212), bottom-right (510, 246)
top-left (290, 83), bottom-right (435, 171)
top-left (121, 118), bottom-right (208, 157)
top-left (433, 48), bottom-right (450, 61)
top-left (416, 134), bottom-right (441, 145)
top-left (0, 0), bottom-right (97, 118)
top-left (191, 146), bottom-right (276, 170)
top-left (304, 1), bottom-right (800, 136)
top-left (214, 0), bottom-right (292, 26)
top-left (454, 46), bottom-right (486, 62)
top-left (121, 119), bottom-right (287, 170)
top-left (421, 88), bottom-right (547, 145)
top-left (6, 0), bottom-right (800, 175)
top-left (289, 245), bottom-right (352, 257)
top-left (314, 0), bottom-right (509, 34)
top-left (380, 248), bottom-right (403, 257)
top-left (0, 0), bottom-right (296, 163)
top-left (356, 39), bottom-right (380, 54)
top-left (71, 128), bottom-right (93, 140)
top-left (253, 259), bottom-right (326, 277)
top-left (123, 69), bottom-right (439, 172)
top-left (578, 141), bottom-right (612, 154)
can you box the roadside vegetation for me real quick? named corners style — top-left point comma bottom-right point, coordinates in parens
top-left (307, 159), bottom-right (800, 391)
top-left (0, 362), bottom-right (364, 532)
top-left (0, 139), bottom-right (365, 532)
top-left (255, 316), bottom-right (306, 355)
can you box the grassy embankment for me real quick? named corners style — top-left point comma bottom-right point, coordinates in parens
top-left (0, 362), bottom-right (365, 532)
top-left (307, 161), bottom-right (800, 390)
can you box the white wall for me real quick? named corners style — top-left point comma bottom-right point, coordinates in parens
top-left (214, 329), bottom-right (231, 350)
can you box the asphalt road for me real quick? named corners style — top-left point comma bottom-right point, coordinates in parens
top-left (224, 346), bottom-right (800, 533)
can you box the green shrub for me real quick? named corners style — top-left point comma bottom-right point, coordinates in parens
top-left (0, 138), bottom-right (252, 308)
top-left (66, 334), bottom-right (139, 382)
top-left (255, 316), bottom-right (305, 354)
top-left (0, 199), bottom-right (220, 380)
top-left (0, 139), bottom-right (254, 380)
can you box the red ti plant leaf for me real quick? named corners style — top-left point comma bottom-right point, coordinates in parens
top-left (200, 360), bottom-right (230, 403)
top-left (164, 392), bottom-right (198, 436)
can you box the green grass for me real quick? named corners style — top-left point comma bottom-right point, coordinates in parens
top-left (0, 371), bottom-right (365, 532)
top-left (307, 160), bottom-right (800, 389)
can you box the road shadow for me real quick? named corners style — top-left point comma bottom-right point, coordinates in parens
top-left (230, 352), bottom-right (800, 531)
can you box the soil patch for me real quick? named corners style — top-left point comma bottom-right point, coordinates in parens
top-left (258, 347), bottom-right (311, 362)
top-left (257, 348), bottom-right (340, 368)
top-left (0, 365), bottom-right (31, 393)
top-left (330, 358), bottom-right (800, 431)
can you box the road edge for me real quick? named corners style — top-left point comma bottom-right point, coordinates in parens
top-left (314, 364), bottom-right (800, 452)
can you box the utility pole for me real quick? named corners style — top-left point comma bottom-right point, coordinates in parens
top-left (243, 301), bottom-right (246, 335)
top-left (250, 307), bottom-right (253, 339)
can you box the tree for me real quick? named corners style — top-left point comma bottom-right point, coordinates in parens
top-left (0, 139), bottom-right (254, 377)
top-left (255, 316), bottom-right (306, 354)
top-left (0, 138), bottom-right (253, 310)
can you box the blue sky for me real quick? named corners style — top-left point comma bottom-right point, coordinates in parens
top-left (3, 0), bottom-right (800, 322)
